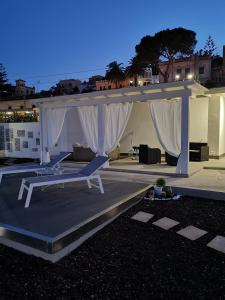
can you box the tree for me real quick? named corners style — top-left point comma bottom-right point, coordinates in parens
top-left (0, 63), bottom-right (7, 86)
top-left (125, 56), bottom-right (146, 86)
top-left (203, 35), bottom-right (217, 56)
top-left (0, 64), bottom-right (14, 98)
top-left (135, 27), bottom-right (197, 82)
top-left (105, 61), bottom-right (125, 88)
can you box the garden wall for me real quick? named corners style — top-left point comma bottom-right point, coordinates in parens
top-left (0, 122), bottom-right (40, 159)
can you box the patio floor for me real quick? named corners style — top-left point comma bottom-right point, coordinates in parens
top-left (106, 157), bottom-right (225, 176)
top-left (0, 170), bottom-right (150, 261)
top-left (1, 158), bottom-right (225, 262)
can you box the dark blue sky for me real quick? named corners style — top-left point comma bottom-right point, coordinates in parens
top-left (1, 0), bottom-right (225, 90)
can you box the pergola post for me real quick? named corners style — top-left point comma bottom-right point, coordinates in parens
top-left (176, 93), bottom-right (191, 175)
top-left (97, 103), bottom-right (109, 167)
top-left (97, 103), bottom-right (105, 156)
top-left (39, 104), bottom-right (49, 164)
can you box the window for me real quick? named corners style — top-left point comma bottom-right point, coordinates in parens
top-left (185, 68), bottom-right (190, 77)
top-left (176, 68), bottom-right (182, 74)
top-left (108, 85), bottom-right (111, 89)
top-left (199, 66), bottom-right (205, 75)
top-left (100, 87), bottom-right (102, 91)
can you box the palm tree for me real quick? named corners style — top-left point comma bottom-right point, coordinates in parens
top-left (125, 56), bottom-right (145, 87)
top-left (105, 61), bottom-right (125, 89)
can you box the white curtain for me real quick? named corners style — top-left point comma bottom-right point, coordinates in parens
top-left (78, 102), bottom-right (133, 156)
top-left (104, 102), bottom-right (133, 153)
top-left (78, 105), bottom-right (98, 153)
top-left (46, 108), bottom-right (67, 159)
top-left (149, 99), bottom-right (181, 157)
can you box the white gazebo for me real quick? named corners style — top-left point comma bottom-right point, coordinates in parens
top-left (32, 80), bottom-right (208, 176)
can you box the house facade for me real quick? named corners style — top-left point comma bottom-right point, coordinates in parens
top-left (54, 79), bottom-right (81, 95)
top-left (158, 56), bottom-right (212, 84)
top-left (14, 79), bottom-right (35, 96)
top-left (95, 67), bottom-right (159, 91)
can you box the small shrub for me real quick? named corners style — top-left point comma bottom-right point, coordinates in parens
top-left (156, 177), bottom-right (166, 187)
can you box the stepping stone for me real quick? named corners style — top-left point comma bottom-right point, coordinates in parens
top-left (207, 236), bottom-right (225, 254)
top-left (152, 217), bottom-right (179, 230)
top-left (131, 211), bottom-right (154, 223)
top-left (177, 225), bottom-right (207, 241)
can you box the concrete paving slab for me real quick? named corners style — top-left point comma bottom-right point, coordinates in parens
top-left (177, 225), bottom-right (208, 241)
top-left (152, 217), bottom-right (179, 230)
top-left (207, 236), bottom-right (225, 254)
top-left (131, 211), bottom-right (154, 223)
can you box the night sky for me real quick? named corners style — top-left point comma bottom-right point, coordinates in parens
top-left (1, 0), bottom-right (225, 90)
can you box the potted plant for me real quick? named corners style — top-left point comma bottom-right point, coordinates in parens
top-left (154, 177), bottom-right (166, 197)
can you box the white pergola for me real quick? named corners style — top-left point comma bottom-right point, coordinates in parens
top-left (32, 80), bottom-right (208, 176)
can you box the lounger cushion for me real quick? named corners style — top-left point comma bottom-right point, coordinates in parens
top-left (79, 156), bottom-right (109, 176)
top-left (24, 173), bottom-right (86, 186)
top-left (0, 152), bottom-right (70, 174)
top-left (0, 164), bottom-right (44, 172)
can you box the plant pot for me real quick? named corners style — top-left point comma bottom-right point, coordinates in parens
top-left (154, 185), bottom-right (163, 197)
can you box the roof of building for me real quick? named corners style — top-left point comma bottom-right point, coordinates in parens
top-left (158, 56), bottom-right (212, 65)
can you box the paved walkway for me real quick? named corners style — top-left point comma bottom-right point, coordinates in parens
top-left (132, 210), bottom-right (225, 255)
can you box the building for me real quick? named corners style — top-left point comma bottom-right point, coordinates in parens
top-left (96, 79), bottom-right (129, 91)
top-left (0, 98), bottom-right (38, 123)
top-left (158, 56), bottom-right (212, 84)
top-left (54, 79), bottom-right (81, 95)
top-left (95, 67), bottom-right (159, 91)
top-left (81, 75), bottom-right (104, 93)
top-left (211, 46), bottom-right (225, 87)
top-left (14, 79), bottom-right (35, 97)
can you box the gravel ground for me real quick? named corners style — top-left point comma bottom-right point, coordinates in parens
top-left (1, 196), bottom-right (225, 299)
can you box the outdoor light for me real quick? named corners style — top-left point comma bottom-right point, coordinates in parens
top-left (130, 80), bottom-right (133, 84)
top-left (187, 73), bottom-right (193, 80)
top-left (6, 111), bottom-right (13, 115)
top-left (175, 74), bottom-right (180, 80)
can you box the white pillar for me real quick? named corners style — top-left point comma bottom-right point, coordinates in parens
top-left (97, 104), bottom-right (109, 167)
top-left (97, 104), bottom-right (105, 156)
top-left (176, 93), bottom-right (190, 175)
top-left (39, 105), bottom-right (49, 164)
top-left (39, 105), bottom-right (44, 164)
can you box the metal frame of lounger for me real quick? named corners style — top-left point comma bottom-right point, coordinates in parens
top-left (0, 152), bottom-right (70, 184)
top-left (18, 156), bottom-right (109, 208)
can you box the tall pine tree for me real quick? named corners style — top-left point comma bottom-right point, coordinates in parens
top-left (0, 63), bottom-right (8, 86)
top-left (203, 35), bottom-right (217, 56)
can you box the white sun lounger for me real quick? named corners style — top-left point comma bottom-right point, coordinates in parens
top-left (0, 152), bottom-right (71, 184)
top-left (18, 156), bottom-right (110, 208)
